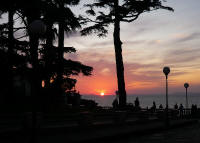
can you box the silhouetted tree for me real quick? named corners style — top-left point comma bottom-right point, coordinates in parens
top-left (81, 0), bottom-right (173, 108)
top-left (0, 0), bottom-right (29, 102)
top-left (39, 0), bottom-right (93, 93)
top-left (0, 0), bottom-right (93, 105)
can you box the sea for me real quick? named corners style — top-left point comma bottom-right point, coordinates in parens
top-left (82, 93), bottom-right (200, 108)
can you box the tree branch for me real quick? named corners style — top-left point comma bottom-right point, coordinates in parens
top-left (16, 34), bottom-right (28, 40)
top-left (121, 13), bottom-right (140, 23)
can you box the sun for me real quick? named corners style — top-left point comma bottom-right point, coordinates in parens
top-left (100, 92), bottom-right (105, 96)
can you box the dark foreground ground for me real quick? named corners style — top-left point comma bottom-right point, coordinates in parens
top-left (0, 119), bottom-right (199, 143)
top-left (116, 121), bottom-right (200, 143)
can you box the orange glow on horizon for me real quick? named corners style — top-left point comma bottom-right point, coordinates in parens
top-left (74, 74), bottom-right (117, 95)
top-left (74, 65), bottom-right (200, 95)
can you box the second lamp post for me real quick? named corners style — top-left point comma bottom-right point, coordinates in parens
top-left (184, 83), bottom-right (189, 109)
top-left (163, 66), bottom-right (170, 126)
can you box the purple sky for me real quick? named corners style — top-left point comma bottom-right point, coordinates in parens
top-left (65, 0), bottom-right (200, 95)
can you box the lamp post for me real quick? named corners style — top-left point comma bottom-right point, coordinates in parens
top-left (184, 83), bottom-right (189, 109)
top-left (29, 20), bottom-right (47, 36)
top-left (28, 19), bottom-right (46, 143)
top-left (163, 66), bottom-right (170, 127)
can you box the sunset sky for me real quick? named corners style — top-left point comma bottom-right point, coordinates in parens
top-left (66, 0), bottom-right (200, 96)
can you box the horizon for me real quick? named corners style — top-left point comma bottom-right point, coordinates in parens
top-left (81, 92), bottom-right (200, 97)
top-left (81, 92), bottom-right (200, 108)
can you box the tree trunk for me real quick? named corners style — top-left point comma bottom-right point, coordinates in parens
top-left (8, 9), bottom-right (14, 57)
top-left (6, 8), bottom-right (15, 107)
top-left (45, 23), bottom-right (54, 88)
top-left (58, 20), bottom-right (64, 82)
top-left (28, 18), bottom-right (41, 143)
top-left (26, 5), bottom-right (41, 142)
top-left (57, 2), bottom-right (65, 95)
top-left (114, 0), bottom-right (127, 108)
top-left (8, 8), bottom-right (14, 95)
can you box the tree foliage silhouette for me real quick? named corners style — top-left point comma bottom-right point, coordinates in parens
top-left (81, 0), bottom-right (173, 108)
top-left (0, 0), bottom-right (30, 100)
top-left (39, 0), bottom-right (93, 94)
top-left (0, 0), bottom-right (93, 105)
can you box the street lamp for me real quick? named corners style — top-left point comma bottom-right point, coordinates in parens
top-left (28, 19), bottom-right (46, 143)
top-left (184, 83), bottom-right (189, 109)
top-left (163, 66), bottom-right (170, 127)
top-left (29, 20), bottom-right (46, 36)
top-left (163, 67), bottom-right (170, 108)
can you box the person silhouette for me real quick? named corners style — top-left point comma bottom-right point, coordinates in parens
top-left (173, 103), bottom-right (179, 117)
top-left (112, 98), bottom-right (118, 109)
top-left (151, 101), bottom-right (156, 112)
top-left (134, 97), bottom-right (141, 111)
top-left (159, 104), bottom-right (163, 109)
top-left (174, 103), bottom-right (178, 110)
top-left (153, 101), bottom-right (156, 109)
top-left (135, 97), bottom-right (140, 107)
top-left (179, 103), bottom-right (184, 117)
top-left (112, 91), bottom-right (119, 109)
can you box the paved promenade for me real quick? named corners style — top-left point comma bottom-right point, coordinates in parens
top-left (116, 120), bottom-right (200, 143)
top-left (0, 119), bottom-right (197, 143)
top-left (0, 110), bottom-right (199, 143)
top-left (37, 119), bottom-right (198, 143)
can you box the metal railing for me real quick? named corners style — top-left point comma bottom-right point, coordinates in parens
top-left (0, 108), bottom-right (198, 130)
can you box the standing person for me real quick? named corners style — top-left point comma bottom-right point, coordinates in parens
top-left (174, 103), bottom-right (178, 110)
top-left (159, 104), bottom-right (163, 109)
top-left (179, 103), bottom-right (184, 118)
top-left (115, 90), bottom-right (119, 101)
top-left (112, 98), bottom-right (118, 109)
top-left (173, 103), bottom-right (179, 117)
top-left (112, 91), bottom-right (119, 109)
top-left (151, 101), bottom-right (157, 112)
top-left (134, 97), bottom-right (140, 110)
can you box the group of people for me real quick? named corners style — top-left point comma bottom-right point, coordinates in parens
top-left (112, 96), bottom-right (142, 110)
top-left (112, 95), bottom-right (198, 114)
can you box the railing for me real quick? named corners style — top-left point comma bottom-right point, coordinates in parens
top-left (40, 108), bottom-right (194, 127)
top-left (0, 108), bottom-right (198, 130)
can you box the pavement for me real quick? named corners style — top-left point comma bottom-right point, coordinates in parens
top-left (37, 119), bottom-right (198, 143)
top-left (115, 120), bottom-right (200, 143)
top-left (0, 117), bottom-right (198, 143)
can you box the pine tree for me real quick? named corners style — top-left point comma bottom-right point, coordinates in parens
top-left (81, 0), bottom-right (173, 108)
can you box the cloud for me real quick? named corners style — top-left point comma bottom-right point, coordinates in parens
top-left (89, 40), bottom-right (113, 48)
top-left (163, 47), bottom-right (200, 65)
top-left (100, 68), bottom-right (111, 75)
top-left (64, 52), bottom-right (79, 60)
top-left (124, 40), bottom-right (146, 46)
top-left (73, 49), bottom-right (200, 95)
top-left (172, 32), bottom-right (200, 43)
top-left (169, 48), bottom-right (200, 56)
top-left (127, 81), bottom-right (159, 89)
top-left (65, 31), bottom-right (81, 38)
